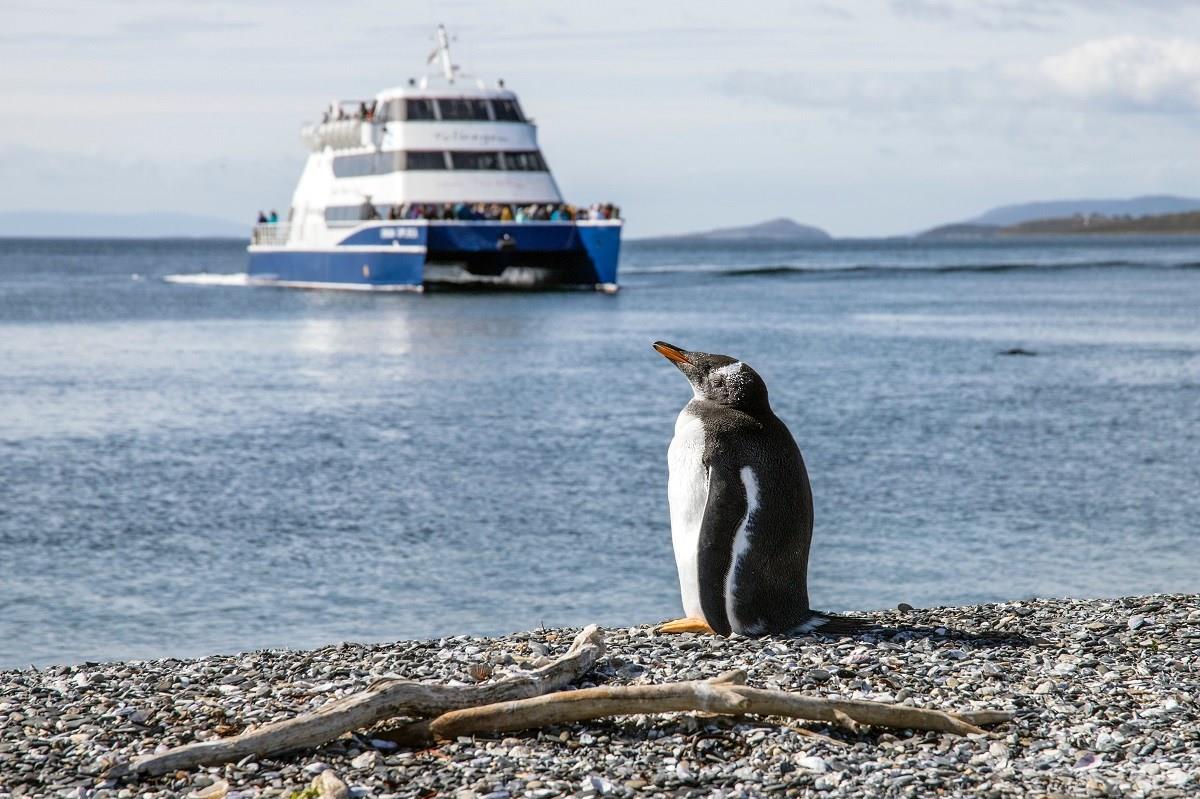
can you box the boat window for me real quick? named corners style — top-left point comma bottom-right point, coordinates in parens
top-left (330, 149), bottom-right (546, 176)
top-left (332, 153), bottom-right (374, 178)
top-left (325, 205), bottom-right (382, 223)
top-left (437, 98), bottom-right (491, 121)
top-left (332, 152), bottom-right (404, 178)
top-left (334, 151), bottom-right (446, 175)
top-left (503, 151), bottom-right (548, 172)
top-left (449, 151), bottom-right (502, 170)
top-left (406, 98), bottom-right (437, 120)
top-left (491, 99), bottom-right (524, 122)
top-left (406, 151), bottom-right (449, 170)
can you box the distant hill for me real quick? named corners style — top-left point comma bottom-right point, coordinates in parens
top-left (1005, 211), bottom-right (1200, 235)
top-left (920, 210), bottom-right (1200, 238)
top-left (966, 195), bottom-right (1200, 227)
top-left (0, 211), bottom-right (246, 238)
top-left (916, 223), bottom-right (1001, 240)
top-left (643, 217), bottom-right (832, 243)
top-left (919, 195), bottom-right (1200, 238)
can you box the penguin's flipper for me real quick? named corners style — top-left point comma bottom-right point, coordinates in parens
top-left (654, 617), bottom-right (716, 635)
top-left (695, 462), bottom-right (747, 637)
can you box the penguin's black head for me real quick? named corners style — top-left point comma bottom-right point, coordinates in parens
top-left (653, 341), bottom-right (770, 411)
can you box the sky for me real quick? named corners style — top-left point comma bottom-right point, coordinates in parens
top-left (2, 0), bottom-right (1199, 237)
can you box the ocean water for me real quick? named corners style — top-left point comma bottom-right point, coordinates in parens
top-left (2, 236), bottom-right (1199, 668)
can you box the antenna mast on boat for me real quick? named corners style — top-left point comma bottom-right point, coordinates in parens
top-left (430, 24), bottom-right (456, 82)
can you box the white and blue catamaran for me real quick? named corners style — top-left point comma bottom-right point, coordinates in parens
top-left (248, 27), bottom-right (621, 291)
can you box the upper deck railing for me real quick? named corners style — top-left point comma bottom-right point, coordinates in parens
top-left (251, 223), bottom-right (290, 246)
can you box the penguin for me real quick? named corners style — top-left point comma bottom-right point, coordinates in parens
top-left (652, 341), bottom-right (866, 637)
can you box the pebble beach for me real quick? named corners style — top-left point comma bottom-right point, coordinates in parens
top-left (2, 594), bottom-right (1197, 799)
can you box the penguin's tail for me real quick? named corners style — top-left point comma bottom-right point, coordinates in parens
top-left (791, 610), bottom-right (877, 636)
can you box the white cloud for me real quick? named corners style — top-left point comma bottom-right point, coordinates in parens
top-left (890, 0), bottom-right (1056, 32)
top-left (890, 0), bottom-right (1199, 32)
top-left (1039, 36), bottom-right (1200, 112)
top-left (725, 37), bottom-right (1200, 118)
top-left (719, 66), bottom-right (1014, 114)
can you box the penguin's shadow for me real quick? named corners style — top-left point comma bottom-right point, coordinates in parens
top-left (812, 623), bottom-right (1043, 649)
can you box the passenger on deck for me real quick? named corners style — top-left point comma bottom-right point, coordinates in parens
top-left (515, 205), bottom-right (528, 223)
top-left (268, 210), bottom-right (279, 224)
top-left (257, 211), bottom-right (267, 224)
top-left (500, 205), bottom-right (513, 222)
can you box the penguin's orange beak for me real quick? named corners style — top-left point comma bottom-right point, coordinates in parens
top-left (653, 341), bottom-right (690, 365)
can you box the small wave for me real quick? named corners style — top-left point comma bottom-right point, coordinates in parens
top-left (163, 272), bottom-right (250, 287)
top-left (925, 259), bottom-right (1142, 274)
top-left (624, 259), bottom-right (1193, 279)
top-left (718, 265), bottom-right (812, 277)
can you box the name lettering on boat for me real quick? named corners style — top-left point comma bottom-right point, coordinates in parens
top-left (380, 227), bottom-right (421, 240)
top-left (431, 130), bottom-right (511, 146)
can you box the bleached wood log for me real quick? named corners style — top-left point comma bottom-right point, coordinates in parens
top-left (429, 669), bottom-right (1006, 741)
top-left (109, 625), bottom-right (605, 778)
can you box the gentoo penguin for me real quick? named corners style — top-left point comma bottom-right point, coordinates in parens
top-left (653, 341), bottom-right (864, 636)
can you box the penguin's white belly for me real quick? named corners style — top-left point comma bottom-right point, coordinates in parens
top-left (667, 409), bottom-right (708, 620)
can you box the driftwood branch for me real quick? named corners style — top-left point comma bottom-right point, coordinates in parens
top-left (428, 670), bottom-right (1007, 741)
top-left (110, 624), bottom-right (605, 778)
top-left (376, 670), bottom-right (744, 747)
top-left (110, 623), bottom-right (1016, 781)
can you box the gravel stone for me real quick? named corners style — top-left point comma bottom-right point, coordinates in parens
top-left (1, 594), bottom-right (1197, 798)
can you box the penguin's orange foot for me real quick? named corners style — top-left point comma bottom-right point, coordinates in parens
top-left (654, 617), bottom-right (716, 635)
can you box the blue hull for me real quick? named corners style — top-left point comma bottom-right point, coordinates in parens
top-left (247, 221), bottom-right (621, 291)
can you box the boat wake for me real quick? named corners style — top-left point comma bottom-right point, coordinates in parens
top-left (163, 273), bottom-right (251, 287)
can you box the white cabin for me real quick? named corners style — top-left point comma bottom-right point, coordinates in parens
top-left (282, 26), bottom-right (566, 247)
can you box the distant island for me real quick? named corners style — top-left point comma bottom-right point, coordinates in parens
top-left (921, 195), bottom-right (1200, 239)
top-left (922, 211), bottom-right (1200, 239)
top-left (0, 211), bottom-right (246, 239)
top-left (964, 194), bottom-right (1200, 227)
top-left (639, 217), bottom-right (832, 243)
top-left (645, 198), bottom-right (1200, 244)
top-left (1004, 210), bottom-right (1200, 235)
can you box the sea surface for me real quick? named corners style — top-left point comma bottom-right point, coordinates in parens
top-left (2, 235), bottom-right (1199, 668)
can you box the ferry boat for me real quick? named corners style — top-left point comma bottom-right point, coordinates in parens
top-left (247, 27), bottom-right (621, 292)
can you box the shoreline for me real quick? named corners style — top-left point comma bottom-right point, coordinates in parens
top-left (2, 594), bottom-right (1197, 798)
